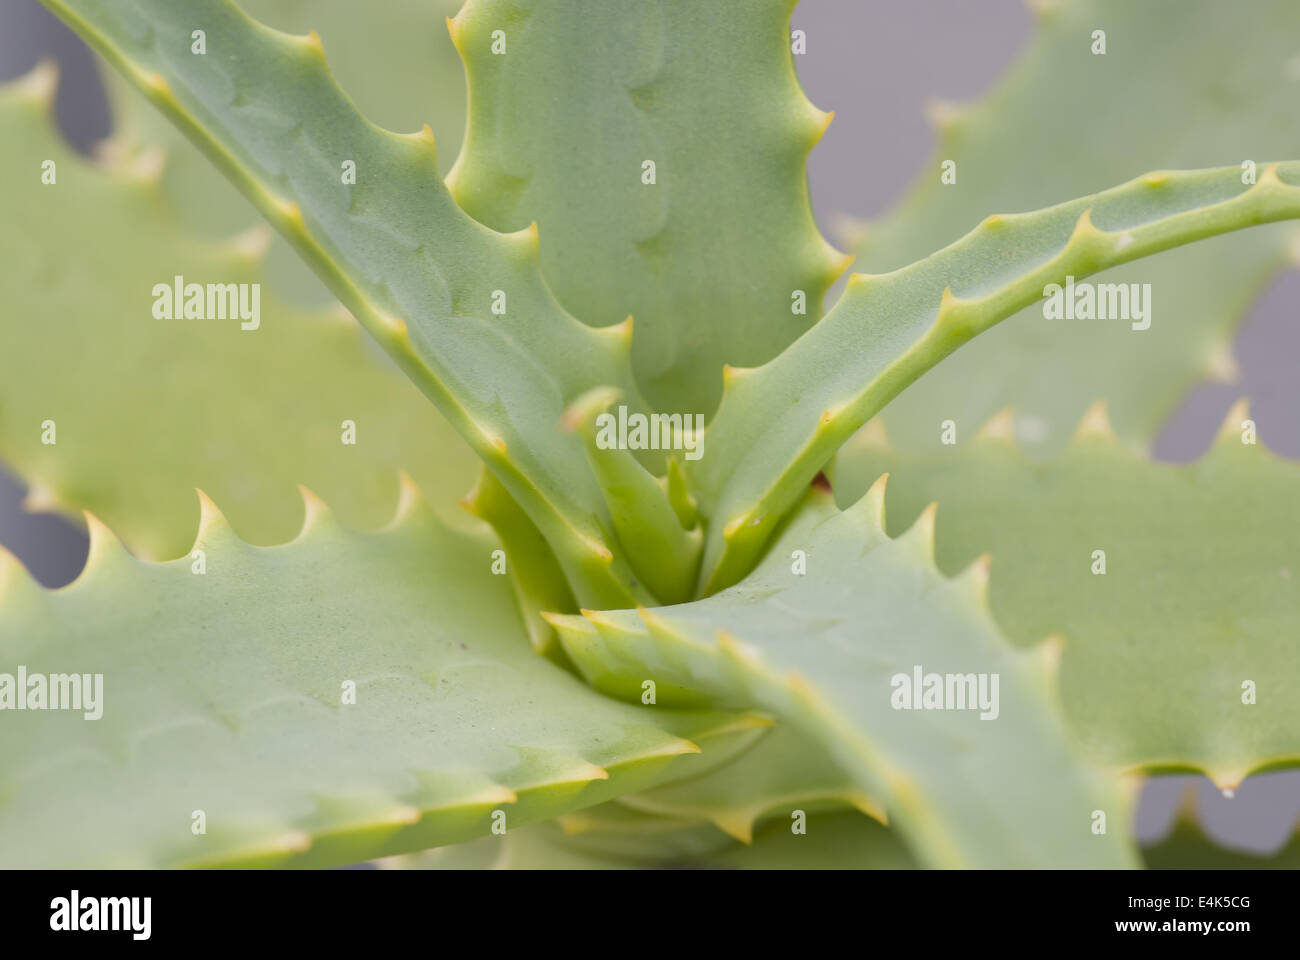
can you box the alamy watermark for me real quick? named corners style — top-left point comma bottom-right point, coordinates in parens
top-left (890, 664), bottom-right (1000, 720)
top-left (0, 666), bottom-right (103, 720)
top-left (1042, 275), bottom-right (1151, 331)
top-left (50, 891), bottom-right (150, 940)
top-left (152, 274), bottom-right (260, 330)
top-left (595, 405), bottom-right (704, 460)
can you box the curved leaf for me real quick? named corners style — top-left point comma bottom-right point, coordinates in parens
top-left (549, 486), bottom-right (1136, 867)
top-left (0, 69), bottom-right (479, 558)
top-left (449, 0), bottom-right (846, 413)
top-left (40, 0), bottom-right (652, 607)
top-left (834, 401), bottom-right (1300, 787)
top-left (0, 483), bottom-right (744, 868)
top-left (618, 722), bottom-right (883, 844)
top-left (98, 0), bottom-right (467, 304)
top-left (386, 807), bottom-right (913, 870)
top-left (854, 0), bottom-right (1300, 453)
top-left (692, 162), bottom-right (1300, 594)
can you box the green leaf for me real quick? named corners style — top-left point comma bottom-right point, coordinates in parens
top-left (40, 0), bottom-right (651, 608)
top-left (98, 0), bottom-right (467, 305)
top-left (0, 483), bottom-right (747, 868)
top-left (854, 0), bottom-right (1300, 454)
top-left (0, 70), bottom-right (478, 558)
top-left (834, 401), bottom-right (1300, 788)
top-left (691, 162), bottom-right (1300, 595)
top-left (563, 388), bottom-right (702, 605)
top-left (548, 486), bottom-right (1136, 867)
top-left (459, 466), bottom-right (575, 660)
top-left (618, 722), bottom-right (884, 843)
top-left (448, 0), bottom-right (847, 413)
top-left (386, 807), bottom-right (913, 870)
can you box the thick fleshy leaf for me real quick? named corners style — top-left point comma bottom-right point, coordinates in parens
top-left (834, 401), bottom-right (1300, 789)
top-left (691, 162), bottom-right (1300, 594)
top-left (618, 722), bottom-right (883, 843)
top-left (0, 69), bottom-right (478, 559)
top-left (40, 0), bottom-right (652, 607)
top-left (854, 0), bottom-right (1300, 454)
top-left (449, 0), bottom-right (846, 413)
top-left (98, 0), bottom-right (467, 305)
top-left (0, 484), bottom-right (745, 868)
top-left (385, 807), bottom-right (913, 870)
top-left (549, 486), bottom-right (1136, 868)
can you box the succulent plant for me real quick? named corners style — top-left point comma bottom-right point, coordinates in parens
top-left (3, 0), bottom-right (1298, 869)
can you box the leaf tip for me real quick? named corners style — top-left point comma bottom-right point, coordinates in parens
top-left (1215, 397), bottom-right (1252, 444)
top-left (193, 488), bottom-right (226, 541)
top-left (900, 500), bottom-right (938, 561)
top-left (922, 97), bottom-right (966, 134)
top-left (20, 481), bottom-right (61, 514)
top-left (386, 471), bottom-right (424, 529)
top-left (295, 484), bottom-right (331, 532)
top-left (1071, 399), bottom-right (1115, 443)
top-left (14, 58), bottom-right (58, 106)
top-left (301, 29), bottom-right (325, 57)
top-left (1202, 339), bottom-right (1240, 384)
top-left (445, 14), bottom-right (465, 50)
top-left (974, 407), bottom-right (1018, 445)
top-left (227, 223), bottom-right (273, 262)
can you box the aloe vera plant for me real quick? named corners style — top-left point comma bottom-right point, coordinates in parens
top-left (3, 0), bottom-right (1299, 870)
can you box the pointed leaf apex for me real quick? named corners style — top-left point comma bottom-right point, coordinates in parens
top-left (193, 488), bottom-right (225, 541)
top-left (296, 484), bottom-right (331, 532)
top-left (830, 212), bottom-right (872, 249)
top-left (143, 71), bottom-right (171, 99)
top-left (82, 509), bottom-right (123, 564)
top-left (561, 386), bottom-right (621, 433)
top-left (713, 810), bottom-right (757, 844)
top-left (1024, 0), bottom-right (1062, 19)
top-left (387, 471), bottom-right (424, 528)
top-left (1025, 634), bottom-right (1067, 692)
top-left (126, 144), bottom-right (166, 184)
top-left (717, 629), bottom-right (761, 668)
top-left (598, 314), bottom-right (634, 347)
top-left (721, 363), bottom-right (751, 386)
top-left (228, 223), bottom-right (273, 261)
top-left (1215, 397), bottom-right (1253, 443)
top-left (856, 416), bottom-right (891, 451)
top-left (901, 501), bottom-right (939, 561)
top-left (847, 472), bottom-right (889, 530)
top-left (377, 312), bottom-right (409, 342)
top-left (302, 29), bottom-right (324, 56)
top-left (15, 59), bottom-right (58, 105)
top-left (961, 551), bottom-right (993, 601)
top-left (830, 247), bottom-right (855, 279)
top-left (276, 197), bottom-right (303, 226)
top-left (923, 97), bottom-right (966, 133)
top-left (507, 220), bottom-right (540, 256)
top-left (445, 14), bottom-right (464, 49)
top-left (1203, 340), bottom-right (1240, 383)
top-left (975, 407), bottom-right (1018, 444)
top-left (1071, 400), bottom-right (1115, 442)
top-left (848, 792), bottom-right (889, 826)
top-left (1069, 207), bottom-right (1107, 248)
top-left (20, 482), bottom-right (60, 513)
top-left (1208, 769), bottom-right (1245, 793)
top-left (412, 123), bottom-right (436, 148)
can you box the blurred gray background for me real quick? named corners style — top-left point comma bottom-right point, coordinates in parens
top-left (2, 0), bottom-right (1297, 857)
